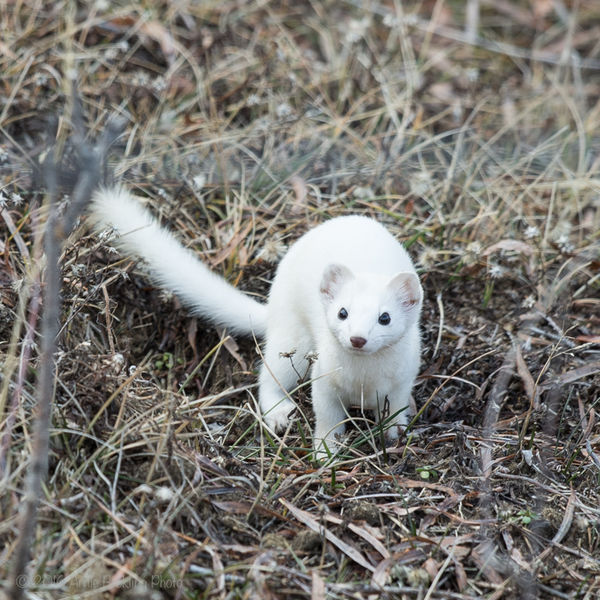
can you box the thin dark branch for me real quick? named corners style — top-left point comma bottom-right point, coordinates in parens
top-left (7, 149), bottom-right (60, 600)
top-left (7, 96), bottom-right (124, 599)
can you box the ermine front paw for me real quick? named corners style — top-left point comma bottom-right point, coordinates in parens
top-left (383, 407), bottom-right (409, 443)
top-left (385, 424), bottom-right (401, 442)
top-left (313, 437), bottom-right (339, 462)
top-left (262, 398), bottom-right (296, 431)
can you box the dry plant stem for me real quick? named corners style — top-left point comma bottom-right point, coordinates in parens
top-left (0, 200), bottom-right (46, 477)
top-left (481, 346), bottom-right (516, 480)
top-left (0, 284), bottom-right (41, 477)
top-left (7, 160), bottom-right (60, 600)
top-left (7, 103), bottom-right (123, 599)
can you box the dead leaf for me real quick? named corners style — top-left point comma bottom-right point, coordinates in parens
top-left (371, 557), bottom-right (392, 587)
top-left (99, 16), bottom-right (177, 64)
top-left (551, 489), bottom-right (576, 545)
top-left (482, 239), bottom-right (535, 256)
top-left (539, 360), bottom-right (600, 390)
top-left (311, 570), bottom-right (326, 600)
top-left (206, 545), bottom-right (225, 595)
top-left (211, 220), bottom-right (255, 267)
top-left (216, 331), bottom-right (247, 370)
top-left (422, 557), bottom-right (439, 579)
top-left (575, 335), bottom-right (600, 344)
top-left (140, 21), bottom-right (177, 64)
top-left (510, 545), bottom-right (531, 571)
top-left (187, 318), bottom-right (198, 358)
top-left (290, 176), bottom-right (308, 214)
top-left (454, 557), bottom-right (468, 591)
top-left (429, 82), bottom-right (455, 102)
top-left (211, 500), bottom-right (287, 522)
top-left (515, 344), bottom-right (537, 408)
top-left (386, 505), bottom-right (422, 517)
top-left (322, 512), bottom-right (390, 559)
top-left (1, 206), bottom-right (29, 260)
top-left (0, 41), bottom-right (16, 59)
top-left (471, 541), bottom-right (504, 585)
top-left (483, 0), bottom-right (536, 27)
top-left (532, 0), bottom-right (554, 20)
top-left (280, 498), bottom-right (375, 572)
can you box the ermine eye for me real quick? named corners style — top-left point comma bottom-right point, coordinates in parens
top-left (378, 312), bottom-right (391, 325)
top-left (338, 308), bottom-right (348, 320)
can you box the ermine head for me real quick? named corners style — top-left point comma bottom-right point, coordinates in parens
top-left (319, 263), bottom-right (423, 354)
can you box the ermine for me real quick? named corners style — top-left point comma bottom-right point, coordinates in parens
top-left (90, 188), bottom-right (423, 458)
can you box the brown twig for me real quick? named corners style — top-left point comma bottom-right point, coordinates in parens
top-left (7, 87), bottom-right (123, 599)
top-left (7, 140), bottom-right (61, 600)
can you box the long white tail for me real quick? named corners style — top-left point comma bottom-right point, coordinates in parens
top-left (90, 187), bottom-right (268, 337)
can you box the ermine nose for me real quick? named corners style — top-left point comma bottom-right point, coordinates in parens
top-left (350, 336), bottom-right (367, 349)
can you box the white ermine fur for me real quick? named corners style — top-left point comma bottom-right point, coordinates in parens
top-left (91, 187), bottom-right (423, 458)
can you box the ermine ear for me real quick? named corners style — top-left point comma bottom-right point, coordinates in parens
top-left (388, 272), bottom-right (423, 315)
top-left (320, 263), bottom-right (354, 303)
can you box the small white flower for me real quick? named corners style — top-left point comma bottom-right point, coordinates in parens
top-left (155, 486), bottom-right (174, 503)
top-left (256, 234), bottom-right (287, 262)
top-left (305, 351), bottom-right (318, 363)
top-left (465, 68), bottom-right (479, 83)
top-left (197, 233), bottom-right (212, 250)
top-left (70, 264), bottom-right (86, 276)
top-left (524, 225), bottom-right (540, 239)
top-left (34, 72), bottom-right (49, 87)
top-left (488, 263), bottom-right (504, 279)
top-left (466, 241), bottom-right (482, 254)
top-left (11, 192), bottom-right (23, 206)
top-left (104, 46), bottom-right (119, 61)
top-left (111, 353), bottom-right (125, 367)
top-left (98, 228), bottom-right (114, 242)
top-left (522, 295), bottom-right (536, 308)
top-left (462, 241), bottom-right (482, 266)
top-left (409, 171), bottom-right (433, 197)
top-left (383, 14), bottom-right (398, 27)
top-left (452, 101), bottom-right (463, 124)
top-left (192, 174), bottom-right (206, 191)
top-left (344, 17), bottom-right (371, 44)
top-left (353, 186), bottom-right (374, 199)
top-left (275, 102), bottom-right (292, 118)
top-left (0, 192), bottom-right (7, 208)
top-left (132, 71), bottom-right (150, 86)
top-left (556, 233), bottom-right (574, 253)
top-left (246, 93), bottom-right (260, 106)
top-left (418, 247), bottom-right (438, 269)
top-left (159, 289), bottom-right (174, 303)
top-left (152, 76), bottom-right (168, 93)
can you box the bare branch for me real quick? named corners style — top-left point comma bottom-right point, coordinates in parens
top-left (6, 92), bottom-right (124, 599)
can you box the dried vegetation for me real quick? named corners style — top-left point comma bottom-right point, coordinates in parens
top-left (1, 1), bottom-right (600, 599)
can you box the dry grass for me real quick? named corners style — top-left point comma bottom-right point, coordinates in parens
top-left (1, 1), bottom-right (600, 599)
